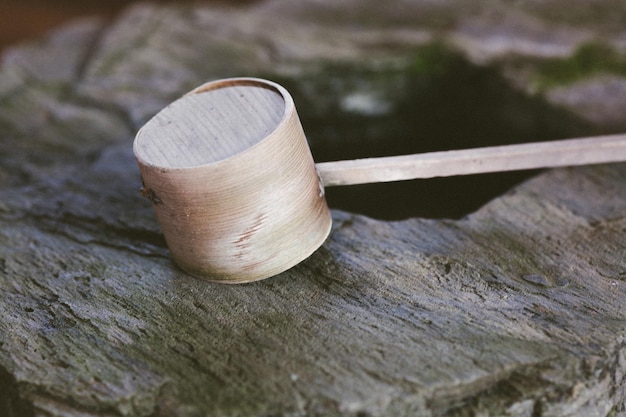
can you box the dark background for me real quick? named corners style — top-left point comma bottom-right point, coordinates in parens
top-left (0, 0), bottom-right (256, 51)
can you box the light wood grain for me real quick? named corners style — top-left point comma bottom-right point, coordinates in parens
top-left (135, 83), bottom-right (285, 168)
top-left (134, 78), bottom-right (331, 283)
top-left (316, 133), bottom-right (626, 186)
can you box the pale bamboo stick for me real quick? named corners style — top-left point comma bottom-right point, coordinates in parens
top-left (316, 133), bottom-right (626, 187)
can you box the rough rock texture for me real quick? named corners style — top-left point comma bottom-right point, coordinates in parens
top-left (1, 1), bottom-right (625, 416)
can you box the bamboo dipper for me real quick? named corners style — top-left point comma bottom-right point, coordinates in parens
top-left (134, 77), bottom-right (626, 283)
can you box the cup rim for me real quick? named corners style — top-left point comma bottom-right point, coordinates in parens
top-left (133, 77), bottom-right (294, 172)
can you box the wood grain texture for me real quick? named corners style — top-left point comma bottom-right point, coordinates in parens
top-left (135, 78), bottom-right (331, 283)
top-left (136, 83), bottom-right (285, 168)
top-left (317, 133), bottom-right (626, 186)
top-left (0, 1), bottom-right (625, 416)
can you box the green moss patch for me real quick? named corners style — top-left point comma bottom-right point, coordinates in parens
top-left (534, 42), bottom-right (626, 90)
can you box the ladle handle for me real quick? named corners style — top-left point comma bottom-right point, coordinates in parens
top-left (315, 133), bottom-right (626, 187)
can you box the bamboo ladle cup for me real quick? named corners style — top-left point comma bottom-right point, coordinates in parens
top-left (134, 77), bottom-right (626, 283)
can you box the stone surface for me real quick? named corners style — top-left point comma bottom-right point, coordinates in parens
top-left (0, 1), bottom-right (625, 416)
